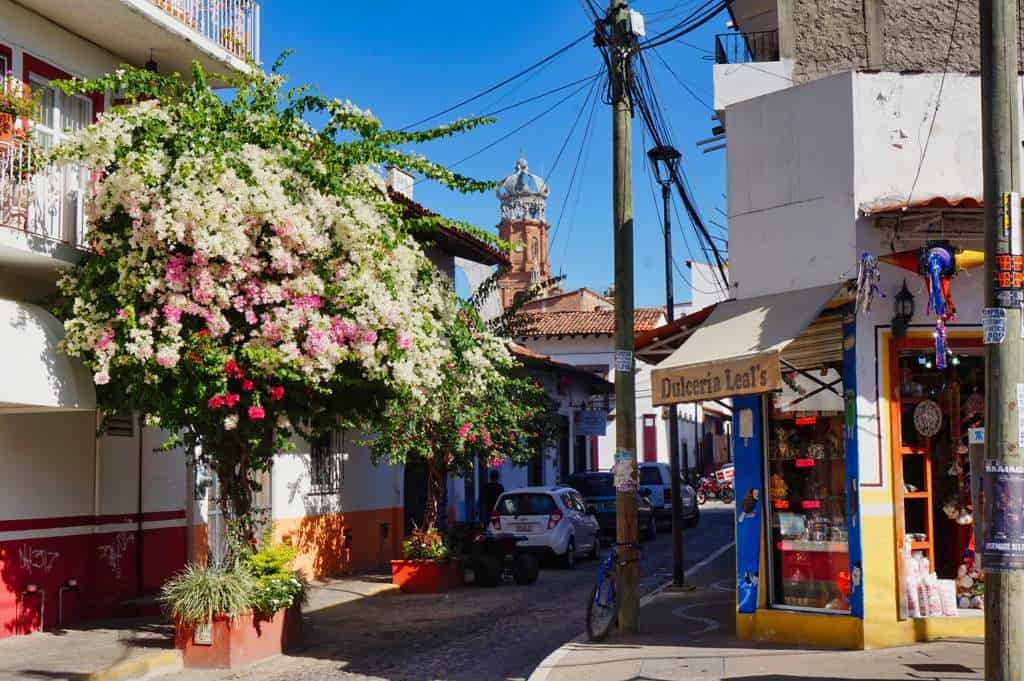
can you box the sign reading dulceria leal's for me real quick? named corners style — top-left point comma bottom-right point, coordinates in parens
top-left (651, 352), bottom-right (782, 405)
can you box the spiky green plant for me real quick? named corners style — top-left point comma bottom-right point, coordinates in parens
top-left (159, 563), bottom-right (258, 625)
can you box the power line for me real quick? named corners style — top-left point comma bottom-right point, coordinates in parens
top-left (400, 30), bottom-right (592, 131)
top-left (651, 49), bottom-right (712, 111)
top-left (552, 84), bottom-right (601, 256)
top-left (546, 75), bottom-right (603, 186)
top-left (906, 0), bottom-right (963, 206)
top-left (476, 73), bottom-right (603, 121)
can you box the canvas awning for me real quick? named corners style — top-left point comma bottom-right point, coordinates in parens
top-left (651, 284), bottom-right (844, 405)
top-left (0, 298), bottom-right (95, 413)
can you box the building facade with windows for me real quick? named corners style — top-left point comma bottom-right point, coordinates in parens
top-left (650, 0), bottom-right (1024, 650)
top-left (0, 0), bottom-right (260, 638)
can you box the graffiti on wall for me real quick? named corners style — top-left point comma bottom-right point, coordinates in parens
top-left (18, 545), bottom-right (59, 575)
top-left (97, 533), bottom-right (135, 580)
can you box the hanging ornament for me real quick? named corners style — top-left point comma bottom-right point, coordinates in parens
top-left (935, 318), bottom-right (948, 369)
top-left (919, 242), bottom-right (957, 318)
top-left (855, 252), bottom-right (884, 314)
top-left (914, 399), bottom-right (943, 437)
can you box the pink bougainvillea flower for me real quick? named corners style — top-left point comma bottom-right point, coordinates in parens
top-left (467, 435), bottom-right (478, 444)
top-left (207, 394), bottom-right (225, 409)
top-left (488, 456), bottom-right (504, 469)
top-left (269, 386), bottom-right (285, 401)
top-left (248, 405), bottom-right (265, 420)
top-left (224, 393), bottom-right (240, 408)
top-left (458, 423), bottom-right (471, 438)
top-left (241, 379), bottom-right (255, 392)
top-left (396, 334), bottom-right (413, 350)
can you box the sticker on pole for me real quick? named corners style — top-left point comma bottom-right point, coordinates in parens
top-left (983, 307), bottom-right (1007, 344)
top-left (982, 461), bottom-right (1024, 571)
top-left (612, 449), bottom-right (636, 492)
top-left (614, 350), bottom-right (633, 373)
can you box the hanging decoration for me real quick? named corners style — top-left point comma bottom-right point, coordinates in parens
top-left (855, 252), bottom-right (884, 314)
top-left (913, 399), bottom-right (943, 438)
top-left (881, 242), bottom-right (983, 364)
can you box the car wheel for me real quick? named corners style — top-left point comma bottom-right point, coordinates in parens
top-left (475, 555), bottom-right (501, 587)
top-left (696, 489), bottom-right (707, 505)
top-left (721, 486), bottom-right (736, 504)
top-left (685, 507), bottom-right (700, 529)
top-left (513, 553), bottom-right (540, 585)
top-left (643, 514), bottom-right (657, 541)
top-left (561, 538), bottom-right (576, 569)
top-left (589, 533), bottom-right (601, 560)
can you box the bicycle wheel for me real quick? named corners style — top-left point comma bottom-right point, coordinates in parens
top-left (586, 576), bottom-right (619, 642)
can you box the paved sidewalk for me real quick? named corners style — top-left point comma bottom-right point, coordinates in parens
top-left (0, 573), bottom-right (398, 681)
top-left (530, 581), bottom-right (984, 681)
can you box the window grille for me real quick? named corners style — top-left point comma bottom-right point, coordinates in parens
top-left (309, 431), bottom-right (343, 495)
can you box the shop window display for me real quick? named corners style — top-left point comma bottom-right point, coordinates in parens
top-left (766, 367), bottom-right (849, 611)
top-left (895, 347), bottom-right (984, 617)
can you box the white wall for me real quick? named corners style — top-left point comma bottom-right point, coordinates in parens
top-left (726, 71), bottom-right (857, 299)
top-left (98, 423), bottom-right (186, 516)
top-left (714, 59), bottom-right (794, 114)
top-left (0, 1), bottom-right (123, 81)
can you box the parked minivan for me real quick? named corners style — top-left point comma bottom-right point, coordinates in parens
top-left (638, 462), bottom-right (700, 530)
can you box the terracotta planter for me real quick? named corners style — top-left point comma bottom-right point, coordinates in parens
top-left (174, 604), bottom-right (303, 669)
top-left (0, 114), bottom-right (13, 143)
top-left (390, 559), bottom-right (460, 593)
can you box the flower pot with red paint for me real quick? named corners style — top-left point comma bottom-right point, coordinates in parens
top-left (174, 604), bottom-right (303, 669)
top-left (390, 559), bottom-right (460, 593)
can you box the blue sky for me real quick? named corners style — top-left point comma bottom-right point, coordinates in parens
top-left (262, 1), bottom-right (729, 308)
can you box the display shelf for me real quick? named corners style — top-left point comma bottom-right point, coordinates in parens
top-left (779, 540), bottom-right (849, 553)
top-left (911, 541), bottom-right (931, 551)
top-left (904, 491), bottom-right (930, 499)
top-left (901, 446), bottom-right (929, 456)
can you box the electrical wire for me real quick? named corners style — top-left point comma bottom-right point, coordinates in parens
top-left (550, 81), bottom-right (601, 252)
top-left (546, 75), bottom-right (603, 185)
top-left (905, 0), bottom-right (963, 206)
top-left (651, 49), bottom-right (712, 111)
top-left (641, 1), bottom-right (731, 51)
top-left (400, 30), bottom-right (593, 131)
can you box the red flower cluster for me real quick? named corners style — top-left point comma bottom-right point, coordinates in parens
top-left (225, 393), bottom-right (241, 408)
top-left (241, 379), bottom-right (255, 392)
top-left (224, 359), bottom-right (245, 379)
top-left (207, 394), bottom-right (225, 409)
top-left (248, 405), bottom-right (265, 420)
top-left (269, 386), bottom-right (285, 401)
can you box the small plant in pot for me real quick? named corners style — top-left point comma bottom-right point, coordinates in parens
top-left (0, 74), bottom-right (36, 142)
top-left (161, 532), bottom-right (306, 669)
top-left (391, 527), bottom-right (459, 593)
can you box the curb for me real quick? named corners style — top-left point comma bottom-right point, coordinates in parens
top-left (85, 649), bottom-right (182, 681)
top-left (527, 542), bottom-right (736, 681)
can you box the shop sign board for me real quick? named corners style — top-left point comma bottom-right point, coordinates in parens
top-left (652, 351), bottom-right (782, 405)
top-left (982, 462), bottom-right (1024, 571)
top-left (576, 410), bottom-right (608, 437)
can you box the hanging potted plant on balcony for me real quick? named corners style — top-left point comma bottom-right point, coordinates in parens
top-left (0, 74), bottom-right (35, 144)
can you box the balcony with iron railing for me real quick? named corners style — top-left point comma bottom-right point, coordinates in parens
top-left (712, 29), bottom-right (792, 113)
top-left (0, 136), bottom-right (90, 270)
top-left (13, 0), bottom-right (261, 80)
top-left (714, 30), bottom-right (780, 65)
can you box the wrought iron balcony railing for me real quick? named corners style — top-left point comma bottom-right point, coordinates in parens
top-left (149, 0), bottom-right (260, 62)
top-left (0, 137), bottom-right (90, 251)
top-left (714, 30), bottom-right (780, 65)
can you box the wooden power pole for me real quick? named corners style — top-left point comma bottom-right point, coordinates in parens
top-left (980, 0), bottom-right (1024, 679)
top-left (609, 0), bottom-right (640, 633)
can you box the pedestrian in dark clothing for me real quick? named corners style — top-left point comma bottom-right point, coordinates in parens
top-left (480, 470), bottom-right (505, 523)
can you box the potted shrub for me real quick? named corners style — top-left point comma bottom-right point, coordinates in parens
top-left (391, 527), bottom-right (459, 593)
top-left (163, 540), bottom-right (306, 669)
top-left (0, 74), bottom-right (35, 144)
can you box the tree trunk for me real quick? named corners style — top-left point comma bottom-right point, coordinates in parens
top-left (421, 455), bottom-right (446, 532)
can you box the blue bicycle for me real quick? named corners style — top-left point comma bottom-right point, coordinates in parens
top-left (586, 542), bottom-right (640, 641)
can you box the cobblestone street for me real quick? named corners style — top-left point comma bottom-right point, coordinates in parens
top-left (170, 505), bottom-right (735, 681)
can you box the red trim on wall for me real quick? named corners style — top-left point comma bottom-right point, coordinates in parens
top-left (0, 42), bottom-right (12, 71)
top-left (642, 415), bottom-right (658, 463)
top-left (22, 53), bottom-right (104, 121)
top-left (0, 510), bottom-right (185, 533)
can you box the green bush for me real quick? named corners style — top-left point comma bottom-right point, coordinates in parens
top-left (159, 563), bottom-right (257, 626)
top-left (243, 543), bottom-right (307, 614)
top-left (402, 527), bottom-right (451, 561)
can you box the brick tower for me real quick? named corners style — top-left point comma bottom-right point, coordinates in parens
top-left (496, 155), bottom-right (552, 309)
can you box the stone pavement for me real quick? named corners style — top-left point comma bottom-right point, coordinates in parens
top-left (0, 573), bottom-right (398, 681)
top-left (529, 579), bottom-right (984, 681)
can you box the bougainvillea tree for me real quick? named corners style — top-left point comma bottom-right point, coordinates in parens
top-left (50, 59), bottom-right (546, 522)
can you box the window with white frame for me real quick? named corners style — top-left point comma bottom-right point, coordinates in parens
top-left (27, 72), bottom-right (91, 242)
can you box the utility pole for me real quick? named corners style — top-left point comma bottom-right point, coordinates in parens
top-left (648, 144), bottom-right (686, 588)
top-left (981, 0), bottom-right (1024, 679)
top-left (609, 0), bottom-right (640, 633)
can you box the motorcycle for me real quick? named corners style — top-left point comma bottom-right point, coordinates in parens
top-left (696, 475), bottom-right (735, 505)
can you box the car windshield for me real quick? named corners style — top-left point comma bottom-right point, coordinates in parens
top-left (639, 467), bottom-right (662, 485)
top-left (568, 475), bottom-right (616, 498)
top-left (497, 493), bottom-right (555, 516)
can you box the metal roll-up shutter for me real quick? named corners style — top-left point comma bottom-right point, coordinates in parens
top-left (781, 311), bottom-right (844, 370)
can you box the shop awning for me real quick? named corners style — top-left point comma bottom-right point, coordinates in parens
top-left (651, 284), bottom-right (844, 405)
top-left (0, 299), bottom-right (95, 413)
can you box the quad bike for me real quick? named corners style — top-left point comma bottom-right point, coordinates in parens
top-left (461, 532), bottom-right (540, 587)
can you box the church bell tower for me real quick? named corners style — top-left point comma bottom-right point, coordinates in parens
top-left (496, 155), bottom-right (552, 309)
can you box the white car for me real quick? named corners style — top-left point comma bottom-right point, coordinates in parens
top-left (490, 486), bottom-right (601, 569)
top-left (638, 462), bottom-right (700, 530)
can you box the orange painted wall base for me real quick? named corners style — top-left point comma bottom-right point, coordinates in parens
top-left (272, 508), bottom-right (404, 579)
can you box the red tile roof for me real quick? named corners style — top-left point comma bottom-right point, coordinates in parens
top-left (388, 188), bottom-right (511, 267)
top-left (516, 308), bottom-right (665, 337)
top-left (860, 195), bottom-right (987, 215)
top-left (508, 342), bottom-right (614, 393)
